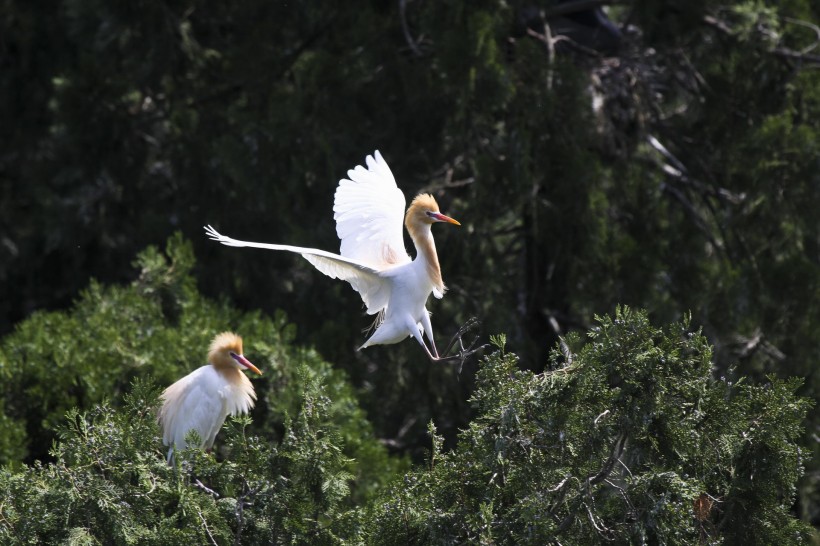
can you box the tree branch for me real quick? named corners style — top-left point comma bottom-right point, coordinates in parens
top-left (197, 508), bottom-right (219, 546)
top-left (703, 14), bottom-right (820, 68)
top-left (552, 431), bottom-right (628, 535)
top-left (399, 0), bottom-right (424, 57)
top-left (194, 479), bottom-right (220, 498)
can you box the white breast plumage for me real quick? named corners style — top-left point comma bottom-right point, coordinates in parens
top-left (158, 365), bottom-right (256, 456)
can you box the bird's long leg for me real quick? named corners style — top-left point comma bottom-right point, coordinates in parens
top-left (407, 318), bottom-right (440, 361)
top-left (419, 309), bottom-right (440, 359)
top-left (410, 315), bottom-right (486, 364)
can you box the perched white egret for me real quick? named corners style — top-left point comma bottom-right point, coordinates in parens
top-left (204, 150), bottom-right (466, 360)
top-left (158, 332), bottom-right (262, 462)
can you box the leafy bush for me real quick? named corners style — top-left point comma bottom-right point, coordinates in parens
top-left (0, 378), bottom-right (374, 544)
top-left (0, 239), bottom-right (812, 543)
top-left (366, 308), bottom-right (813, 544)
top-left (0, 235), bottom-right (403, 543)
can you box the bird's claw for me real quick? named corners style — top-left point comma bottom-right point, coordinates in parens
top-left (435, 317), bottom-right (487, 370)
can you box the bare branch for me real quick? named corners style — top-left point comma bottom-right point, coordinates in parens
top-left (559, 336), bottom-right (573, 366)
top-left (552, 432), bottom-right (628, 536)
top-left (588, 432), bottom-right (627, 486)
top-left (647, 135), bottom-right (687, 174)
top-left (660, 181), bottom-right (724, 251)
top-left (783, 16), bottom-right (820, 55)
top-left (586, 502), bottom-right (612, 536)
top-left (399, 0), bottom-right (423, 57)
top-left (549, 475), bottom-right (573, 493)
top-left (235, 481), bottom-right (264, 546)
top-left (197, 508), bottom-right (219, 546)
top-left (703, 14), bottom-right (820, 68)
top-left (526, 23), bottom-right (556, 90)
top-left (194, 479), bottom-right (220, 498)
top-left (551, 34), bottom-right (605, 58)
top-left (772, 47), bottom-right (820, 66)
top-left (702, 14), bottom-right (733, 35)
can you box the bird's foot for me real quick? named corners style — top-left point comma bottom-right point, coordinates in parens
top-left (434, 318), bottom-right (488, 370)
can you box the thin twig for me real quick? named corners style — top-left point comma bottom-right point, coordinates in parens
top-left (235, 480), bottom-right (264, 546)
top-left (585, 502), bottom-right (612, 535)
top-left (552, 34), bottom-right (604, 58)
top-left (197, 508), bottom-right (219, 546)
top-left (525, 25), bottom-right (557, 90)
top-left (552, 432), bottom-right (628, 535)
top-left (194, 479), bottom-right (220, 498)
top-left (703, 14), bottom-right (820, 67)
top-left (399, 0), bottom-right (423, 57)
top-left (549, 475), bottom-right (573, 493)
top-left (783, 16), bottom-right (820, 54)
top-left (772, 48), bottom-right (820, 66)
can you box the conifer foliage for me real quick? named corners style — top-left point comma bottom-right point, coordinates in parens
top-left (0, 236), bottom-right (403, 544)
top-left (368, 309), bottom-right (813, 544)
top-left (0, 240), bottom-right (812, 543)
top-left (3, 0), bottom-right (820, 528)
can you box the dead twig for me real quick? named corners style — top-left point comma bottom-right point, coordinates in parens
top-left (194, 479), bottom-right (220, 498)
top-left (399, 0), bottom-right (423, 57)
top-left (197, 508), bottom-right (219, 546)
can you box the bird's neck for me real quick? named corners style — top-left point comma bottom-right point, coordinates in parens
top-left (210, 363), bottom-right (256, 413)
top-left (212, 361), bottom-right (250, 387)
top-left (407, 222), bottom-right (445, 293)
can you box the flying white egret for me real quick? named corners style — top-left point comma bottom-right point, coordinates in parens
top-left (158, 332), bottom-right (262, 463)
top-left (204, 150), bottom-right (478, 361)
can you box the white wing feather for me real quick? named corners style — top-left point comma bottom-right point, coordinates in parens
top-left (204, 225), bottom-right (392, 315)
top-left (159, 366), bottom-right (227, 451)
top-left (333, 150), bottom-right (410, 268)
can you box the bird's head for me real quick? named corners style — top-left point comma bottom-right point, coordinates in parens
top-left (405, 193), bottom-right (461, 229)
top-left (208, 332), bottom-right (262, 375)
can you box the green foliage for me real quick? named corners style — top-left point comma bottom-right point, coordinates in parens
top-left (0, 236), bottom-right (404, 528)
top-left (0, 378), bottom-right (370, 544)
top-left (0, 249), bottom-right (812, 543)
top-left (3, 0), bottom-right (819, 532)
top-left (367, 308), bottom-right (813, 544)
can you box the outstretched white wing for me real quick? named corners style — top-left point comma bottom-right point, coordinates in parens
top-left (333, 150), bottom-right (411, 268)
top-left (204, 225), bottom-right (391, 315)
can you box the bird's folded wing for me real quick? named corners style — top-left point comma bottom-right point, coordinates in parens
top-left (333, 150), bottom-right (411, 268)
top-left (160, 370), bottom-right (223, 449)
top-left (204, 225), bottom-right (391, 314)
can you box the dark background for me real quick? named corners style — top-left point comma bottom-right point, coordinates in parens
top-left (2, 0), bottom-right (818, 526)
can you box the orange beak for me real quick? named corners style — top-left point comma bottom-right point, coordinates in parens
top-left (430, 212), bottom-right (461, 226)
top-left (231, 352), bottom-right (262, 375)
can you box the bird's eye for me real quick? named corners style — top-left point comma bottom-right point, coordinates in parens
top-left (229, 351), bottom-right (238, 359)
top-left (425, 211), bottom-right (435, 217)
